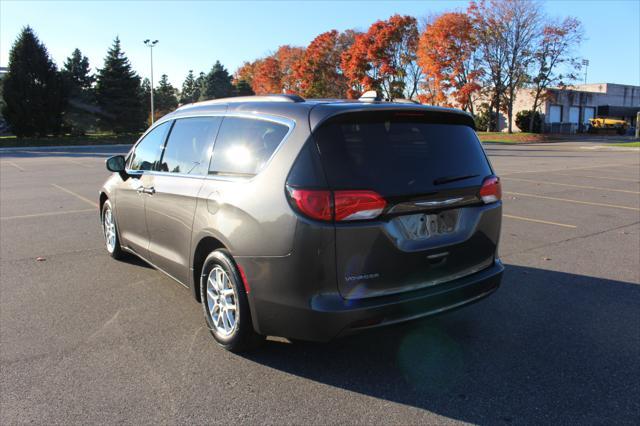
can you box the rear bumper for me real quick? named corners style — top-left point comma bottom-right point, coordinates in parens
top-left (244, 259), bottom-right (504, 342)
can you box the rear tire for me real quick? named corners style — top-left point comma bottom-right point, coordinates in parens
top-left (200, 250), bottom-right (264, 352)
top-left (101, 199), bottom-right (126, 260)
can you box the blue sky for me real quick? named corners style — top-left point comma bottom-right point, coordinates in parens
top-left (2, 0), bottom-right (639, 88)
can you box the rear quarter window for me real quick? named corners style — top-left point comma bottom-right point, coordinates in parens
top-left (313, 111), bottom-right (491, 197)
top-left (209, 117), bottom-right (289, 176)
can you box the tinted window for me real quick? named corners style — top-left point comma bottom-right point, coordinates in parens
top-left (314, 111), bottom-right (491, 197)
top-left (129, 121), bottom-right (172, 171)
top-left (159, 117), bottom-right (221, 175)
top-left (210, 117), bottom-right (289, 176)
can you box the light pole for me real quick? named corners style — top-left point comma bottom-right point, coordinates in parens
top-left (144, 39), bottom-right (158, 123)
top-left (582, 59), bottom-right (589, 85)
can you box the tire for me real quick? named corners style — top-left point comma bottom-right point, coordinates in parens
top-left (200, 250), bottom-right (264, 352)
top-left (101, 199), bottom-right (126, 260)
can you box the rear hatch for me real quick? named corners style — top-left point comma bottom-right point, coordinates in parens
top-left (310, 108), bottom-right (501, 300)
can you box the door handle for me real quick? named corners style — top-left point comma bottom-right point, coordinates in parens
top-left (137, 186), bottom-right (155, 195)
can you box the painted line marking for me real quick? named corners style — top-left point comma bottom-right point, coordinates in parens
top-left (0, 208), bottom-right (95, 221)
top-left (500, 162), bottom-right (640, 176)
top-left (1, 161), bottom-right (26, 171)
top-left (64, 158), bottom-right (94, 168)
top-left (504, 191), bottom-right (640, 211)
top-left (51, 184), bottom-right (98, 208)
top-left (503, 177), bottom-right (640, 194)
top-left (503, 214), bottom-right (577, 229)
top-left (547, 173), bottom-right (640, 183)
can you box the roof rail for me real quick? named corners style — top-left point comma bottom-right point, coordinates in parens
top-left (179, 94), bottom-right (305, 109)
top-left (392, 98), bottom-right (420, 104)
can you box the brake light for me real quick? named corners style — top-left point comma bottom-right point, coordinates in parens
top-left (479, 176), bottom-right (502, 204)
top-left (286, 187), bottom-right (386, 222)
top-left (334, 190), bottom-right (386, 221)
top-left (287, 188), bottom-right (332, 221)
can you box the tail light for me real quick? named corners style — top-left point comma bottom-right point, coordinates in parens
top-left (334, 190), bottom-right (386, 221)
top-left (479, 176), bottom-right (502, 204)
top-left (287, 187), bottom-right (386, 222)
top-left (287, 188), bottom-right (332, 221)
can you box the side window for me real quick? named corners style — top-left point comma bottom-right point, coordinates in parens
top-left (159, 117), bottom-right (221, 175)
top-left (129, 121), bottom-right (172, 171)
top-left (209, 117), bottom-right (289, 176)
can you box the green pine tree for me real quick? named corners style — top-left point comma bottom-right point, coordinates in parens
top-left (203, 61), bottom-right (233, 100)
top-left (140, 78), bottom-right (152, 125)
top-left (194, 72), bottom-right (206, 101)
top-left (95, 37), bottom-right (144, 133)
top-left (2, 26), bottom-right (66, 137)
top-left (61, 48), bottom-right (96, 135)
top-left (233, 79), bottom-right (255, 97)
top-left (180, 70), bottom-right (198, 104)
top-left (63, 48), bottom-right (94, 90)
top-left (154, 74), bottom-right (178, 114)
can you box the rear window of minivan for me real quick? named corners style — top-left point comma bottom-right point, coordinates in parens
top-left (313, 110), bottom-right (492, 197)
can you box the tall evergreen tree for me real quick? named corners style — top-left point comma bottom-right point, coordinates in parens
top-left (2, 26), bottom-right (66, 137)
top-left (95, 37), bottom-right (144, 133)
top-left (234, 79), bottom-right (255, 97)
top-left (63, 48), bottom-right (94, 90)
top-left (154, 74), bottom-right (178, 114)
top-left (140, 78), bottom-right (152, 125)
top-left (180, 70), bottom-right (198, 104)
top-left (61, 48), bottom-right (96, 134)
top-left (194, 72), bottom-right (206, 101)
top-left (203, 61), bottom-right (233, 100)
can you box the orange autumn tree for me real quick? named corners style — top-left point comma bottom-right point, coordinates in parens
top-left (417, 12), bottom-right (483, 114)
top-left (275, 45), bottom-right (305, 94)
top-left (251, 57), bottom-right (282, 94)
top-left (342, 15), bottom-right (419, 100)
top-left (292, 30), bottom-right (350, 98)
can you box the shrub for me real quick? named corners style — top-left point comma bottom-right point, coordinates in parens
top-left (515, 110), bottom-right (542, 133)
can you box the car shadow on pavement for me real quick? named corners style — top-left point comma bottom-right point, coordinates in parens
top-left (243, 264), bottom-right (640, 424)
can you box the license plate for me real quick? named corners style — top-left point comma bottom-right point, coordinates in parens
top-left (396, 210), bottom-right (459, 240)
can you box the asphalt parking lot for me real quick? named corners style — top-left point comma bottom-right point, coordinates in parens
top-left (1, 141), bottom-right (639, 424)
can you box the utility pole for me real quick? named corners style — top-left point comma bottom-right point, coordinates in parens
top-left (144, 39), bottom-right (159, 123)
top-left (582, 59), bottom-right (589, 85)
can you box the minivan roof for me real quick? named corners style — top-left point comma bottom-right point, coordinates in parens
top-left (166, 94), bottom-right (475, 130)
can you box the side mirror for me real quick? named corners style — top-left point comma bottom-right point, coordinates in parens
top-left (106, 155), bottom-right (125, 172)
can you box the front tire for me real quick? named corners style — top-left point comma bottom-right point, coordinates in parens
top-left (101, 199), bottom-right (125, 260)
top-left (200, 250), bottom-right (264, 352)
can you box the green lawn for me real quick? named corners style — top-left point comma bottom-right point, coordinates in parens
top-left (0, 133), bottom-right (141, 148)
top-left (610, 141), bottom-right (640, 147)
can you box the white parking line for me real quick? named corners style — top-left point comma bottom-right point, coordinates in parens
top-left (503, 177), bottom-right (640, 194)
top-left (503, 214), bottom-right (576, 229)
top-left (1, 208), bottom-right (95, 221)
top-left (51, 184), bottom-right (98, 208)
top-left (1, 161), bottom-right (26, 171)
top-left (547, 173), bottom-right (640, 183)
top-left (501, 162), bottom-right (640, 176)
top-left (505, 191), bottom-right (640, 211)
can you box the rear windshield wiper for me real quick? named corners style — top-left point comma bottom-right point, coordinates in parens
top-left (433, 174), bottom-right (479, 185)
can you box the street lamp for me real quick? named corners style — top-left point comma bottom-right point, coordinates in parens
top-left (144, 39), bottom-right (159, 123)
top-left (582, 59), bottom-right (589, 85)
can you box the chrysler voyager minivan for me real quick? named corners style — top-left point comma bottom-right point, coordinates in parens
top-left (100, 94), bottom-right (503, 352)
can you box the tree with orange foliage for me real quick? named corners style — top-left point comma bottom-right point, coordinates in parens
top-left (417, 12), bottom-right (482, 114)
top-left (234, 61), bottom-right (256, 87)
top-left (342, 15), bottom-right (419, 100)
top-left (275, 45), bottom-right (305, 94)
top-left (292, 30), bottom-right (350, 98)
top-left (251, 57), bottom-right (281, 95)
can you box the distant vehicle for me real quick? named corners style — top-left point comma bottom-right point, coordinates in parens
top-left (99, 94), bottom-right (504, 352)
top-left (589, 117), bottom-right (628, 135)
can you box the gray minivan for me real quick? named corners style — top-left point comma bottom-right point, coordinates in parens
top-left (100, 94), bottom-right (503, 352)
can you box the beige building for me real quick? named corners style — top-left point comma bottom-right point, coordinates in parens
top-left (510, 83), bottom-right (640, 133)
